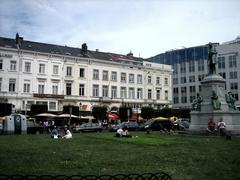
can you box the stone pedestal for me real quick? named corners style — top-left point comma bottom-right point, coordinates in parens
top-left (190, 74), bottom-right (240, 134)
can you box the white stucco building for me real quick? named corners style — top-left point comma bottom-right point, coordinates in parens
top-left (0, 34), bottom-right (173, 113)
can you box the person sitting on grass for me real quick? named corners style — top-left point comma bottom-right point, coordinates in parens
top-left (207, 118), bottom-right (216, 134)
top-left (122, 126), bottom-right (132, 138)
top-left (218, 118), bottom-right (226, 136)
top-left (116, 127), bottom-right (123, 137)
top-left (62, 127), bottom-right (72, 139)
top-left (51, 126), bottom-right (61, 139)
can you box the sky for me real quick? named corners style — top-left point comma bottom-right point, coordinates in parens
top-left (0, 0), bottom-right (239, 58)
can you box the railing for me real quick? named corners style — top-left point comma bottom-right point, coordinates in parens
top-left (0, 172), bottom-right (171, 180)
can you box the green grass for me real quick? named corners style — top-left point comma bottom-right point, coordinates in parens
top-left (0, 132), bottom-right (240, 180)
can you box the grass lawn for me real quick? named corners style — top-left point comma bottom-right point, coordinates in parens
top-left (0, 131), bottom-right (240, 180)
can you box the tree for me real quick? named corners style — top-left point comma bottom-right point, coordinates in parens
top-left (92, 105), bottom-right (107, 121)
top-left (30, 104), bottom-right (48, 117)
top-left (63, 105), bottom-right (79, 116)
top-left (118, 106), bottom-right (132, 122)
top-left (159, 107), bottom-right (172, 118)
top-left (141, 106), bottom-right (154, 120)
top-left (0, 103), bottom-right (12, 116)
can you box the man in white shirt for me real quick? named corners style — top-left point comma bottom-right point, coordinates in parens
top-left (217, 118), bottom-right (226, 136)
top-left (116, 127), bottom-right (123, 137)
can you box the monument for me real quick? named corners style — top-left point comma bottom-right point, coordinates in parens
top-left (189, 43), bottom-right (240, 134)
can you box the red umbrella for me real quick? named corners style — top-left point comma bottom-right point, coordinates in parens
top-left (107, 113), bottom-right (119, 121)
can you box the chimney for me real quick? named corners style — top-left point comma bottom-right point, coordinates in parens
top-left (127, 51), bottom-right (133, 57)
top-left (81, 43), bottom-right (88, 55)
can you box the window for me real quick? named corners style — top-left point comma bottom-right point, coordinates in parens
top-left (79, 68), bottom-right (85, 78)
top-left (173, 64), bottom-right (178, 75)
top-left (129, 88), bottom-right (135, 99)
top-left (93, 69), bottom-right (99, 80)
top-left (180, 62), bottom-right (186, 73)
top-left (38, 84), bottom-right (44, 94)
top-left (230, 83), bottom-right (238, 90)
top-left (156, 77), bottom-right (160, 85)
top-left (147, 76), bottom-right (152, 84)
top-left (173, 88), bottom-right (179, 104)
top-left (173, 78), bottom-right (178, 85)
top-left (218, 57), bottom-right (225, 69)
top-left (10, 61), bottom-right (16, 71)
top-left (120, 87), bottom-right (127, 98)
top-left (198, 59), bottom-right (204, 72)
top-left (189, 60), bottom-right (195, 72)
top-left (181, 77), bottom-right (187, 84)
top-left (137, 88), bottom-right (142, 99)
top-left (189, 76), bottom-right (195, 83)
top-left (102, 85), bottom-right (109, 97)
top-left (9, 79), bottom-right (16, 92)
top-left (137, 74), bottom-right (142, 84)
top-left (219, 72), bottom-right (226, 79)
top-left (66, 83), bottom-right (72, 95)
top-left (0, 59), bottom-right (2, 70)
top-left (111, 71), bottom-right (117, 81)
top-left (53, 65), bottom-right (59, 75)
top-left (92, 84), bottom-right (99, 97)
top-left (79, 84), bottom-right (85, 96)
top-left (52, 85), bottom-right (58, 94)
top-left (148, 89), bottom-right (152, 99)
top-left (229, 55), bottom-right (237, 68)
top-left (0, 78), bottom-right (1, 91)
top-left (198, 74), bottom-right (205, 81)
top-left (189, 86), bottom-right (196, 93)
top-left (39, 64), bottom-right (45, 74)
top-left (121, 73), bottom-right (126, 82)
top-left (102, 70), bottom-right (109, 81)
top-left (111, 86), bottom-right (117, 98)
top-left (23, 83), bottom-right (30, 93)
top-left (129, 74), bottom-right (134, 83)
top-left (49, 102), bottom-right (57, 110)
top-left (24, 62), bottom-right (31, 73)
top-left (164, 78), bottom-right (168, 85)
top-left (156, 89), bottom-right (161, 100)
top-left (229, 71), bottom-right (237, 79)
top-left (181, 87), bottom-right (187, 103)
top-left (66, 66), bottom-right (72, 76)
top-left (164, 90), bottom-right (168, 100)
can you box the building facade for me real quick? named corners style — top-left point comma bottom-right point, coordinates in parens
top-left (0, 35), bottom-right (173, 114)
top-left (148, 37), bottom-right (240, 109)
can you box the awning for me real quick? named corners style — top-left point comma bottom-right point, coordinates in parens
top-left (107, 113), bottom-right (119, 121)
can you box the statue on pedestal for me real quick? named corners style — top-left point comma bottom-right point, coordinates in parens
top-left (226, 92), bottom-right (237, 110)
top-left (207, 43), bottom-right (218, 75)
top-left (192, 93), bottom-right (203, 111)
top-left (211, 91), bottom-right (221, 110)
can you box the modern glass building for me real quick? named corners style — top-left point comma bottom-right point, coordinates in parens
top-left (148, 39), bottom-right (240, 109)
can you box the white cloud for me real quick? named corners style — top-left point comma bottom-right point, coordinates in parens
top-left (0, 0), bottom-right (240, 58)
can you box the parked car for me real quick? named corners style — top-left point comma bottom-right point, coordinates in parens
top-left (144, 119), bottom-right (173, 131)
top-left (73, 123), bottom-right (103, 133)
top-left (109, 121), bottom-right (142, 132)
top-left (27, 121), bottom-right (44, 134)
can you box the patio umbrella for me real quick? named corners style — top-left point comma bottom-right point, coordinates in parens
top-left (57, 114), bottom-right (78, 118)
top-left (35, 113), bottom-right (57, 117)
top-left (154, 116), bottom-right (168, 121)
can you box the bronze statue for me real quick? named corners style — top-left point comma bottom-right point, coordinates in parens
top-left (208, 43), bottom-right (218, 75)
top-left (211, 91), bottom-right (221, 110)
top-left (192, 93), bottom-right (203, 111)
top-left (226, 92), bottom-right (237, 110)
